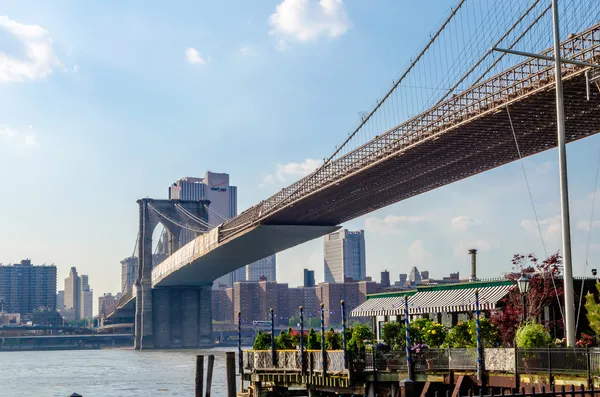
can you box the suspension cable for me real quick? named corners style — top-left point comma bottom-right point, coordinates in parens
top-left (204, 204), bottom-right (230, 222)
top-left (576, 148), bottom-right (600, 332)
top-left (472, 4), bottom-right (551, 86)
top-left (506, 104), bottom-right (564, 322)
top-left (131, 230), bottom-right (139, 258)
top-left (265, 0), bottom-right (467, 215)
top-left (175, 203), bottom-right (214, 229)
top-left (436, 0), bottom-right (542, 105)
top-left (148, 203), bottom-right (206, 233)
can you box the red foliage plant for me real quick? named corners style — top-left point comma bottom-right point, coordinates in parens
top-left (490, 252), bottom-right (564, 346)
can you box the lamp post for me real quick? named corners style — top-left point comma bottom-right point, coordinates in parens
top-left (517, 274), bottom-right (531, 323)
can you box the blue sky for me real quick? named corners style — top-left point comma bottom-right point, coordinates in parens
top-left (1, 0), bottom-right (600, 315)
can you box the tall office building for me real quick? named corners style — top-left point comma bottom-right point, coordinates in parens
top-left (323, 229), bottom-right (366, 283)
top-left (303, 269), bottom-right (315, 288)
top-left (80, 275), bottom-right (93, 319)
top-left (64, 267), bottom-right (80, 320)
top-left (56, 291), bottom-right (65, 312)
top-left (380, 270), bottom-right (390, 287)
top-left (409, 266), bottom-right (421, 285)
top-left (234, 267), bottom-right (246, 283)
top-left (246, 255), bottom-right (277, 282)
top-left (0, 260), bottom-right (57, 315)
top-left (168, 172), bottom-right (239, 289)
top-left (64, 267), bottom-right (93, 320)
top-left (121, 257), bottom-right (137, 294)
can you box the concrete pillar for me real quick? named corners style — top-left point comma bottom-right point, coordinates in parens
top-left (134, 200), bottom-right (145, 350)
top-left (139, 199), bottom-right (155, 349)
top-left (153, 289), bottom-right (171, 348)
top-left (199, 284), bottom-right (213, 345)
top-left (170, 289), bottom-right (182, 347)
top-left (182, 288), bottom-right (199, 348)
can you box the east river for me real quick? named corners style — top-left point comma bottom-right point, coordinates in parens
top-left (0, 347), bottom-right (242, 397)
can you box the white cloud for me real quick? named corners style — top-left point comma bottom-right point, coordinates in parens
top-left (365, 215), bottom-right (426, 235)
top-left (454, 239), bottom-right (499, 257)
top-left (520, 215), bottom-right (561, 239)
top-left (0, 124), bottom-right (38, 146)
top-left (263, 158), bottom-right (321, 185)
top-left (0, 16), bottom-right (62, 83)
top-left (407, 240), bottom-right (433, 265)
top-left (72, 64), bottom-right (80, 73)
top-left (185, 47), bottom-right (207, 65)
top-left (238, 45), bottom-right (259, 57)
top-left (451, 215), bottom-right (482, 230)
top-left (269, 0), bottom-right (351, 48)
top-left (576, 220), bottom-right (600, 232)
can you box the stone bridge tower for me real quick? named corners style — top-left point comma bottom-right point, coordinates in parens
top-left (135, 198), bottom-right (212, 350)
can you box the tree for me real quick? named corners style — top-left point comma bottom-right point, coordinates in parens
top-left (490, 252), bottom-right (563, 345)
top-left (585, 282), bottom-right (600, 335)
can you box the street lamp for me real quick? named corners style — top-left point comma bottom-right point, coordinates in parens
top-left (517, 274), bottom-right (530, 323)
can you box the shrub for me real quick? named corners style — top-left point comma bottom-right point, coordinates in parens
top-left (306, 328), bottom-right (320, 350)
top-left (408, 318), bottom-right (431, 345)
top-left (421, 321), bottom-right (447, 348)
top-left (515, 322), bottom-right (552, 348)
top-left (347, 324), bottom-right (375, 357)
top-left (325, 327), bottom-right (342, 350)
top-left (381, 321), bottom-right (405, 350)
top-left (253, 330), bottom-right (272, 350)
top-left (444, 321), bottom-right (472, 348)
top-left (471, 318), bottom-right (501, 348)
top-left (276, 329), bottom-right (295, 349)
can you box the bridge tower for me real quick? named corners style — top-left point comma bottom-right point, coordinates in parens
top-left (135, 198), bottom-right (213, 350)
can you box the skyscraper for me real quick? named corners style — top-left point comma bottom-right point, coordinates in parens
top-left (0, 260), bottom-right (57, 315)
top-left (323, 229), bottom-right (366, 283)
top-left (80, 275), bottom-right (93, 319)
top-left (246, 255), bottom-right (277, 282)
top-left (168, 172), bottom-right (239, 289)
top-left (409, 266), bottom-right (421, 285)
top-left (64, 267), bottom-right (93, 320)
top-left (380, 270), bottom-right (390, 287)
top-left (303, 269), bottom-right (315, 288)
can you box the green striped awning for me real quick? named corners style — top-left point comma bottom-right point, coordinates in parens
top-left (351, 281), bottom-right (515, 317)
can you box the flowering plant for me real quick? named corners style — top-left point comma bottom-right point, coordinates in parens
top-left (410, 343), bottom-right (428, 354)
top-left (554, 337), bottom-right (566, 347)
top-left (576, 333), bottom-right (594, 347)
top-left (421, 321), bottom-right (447, 347)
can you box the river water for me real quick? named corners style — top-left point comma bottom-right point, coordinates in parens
top-left (0, 347), bottom-right (242, 397)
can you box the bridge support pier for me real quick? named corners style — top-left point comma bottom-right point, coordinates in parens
top-left (152, 285), bottom-right (213, 349)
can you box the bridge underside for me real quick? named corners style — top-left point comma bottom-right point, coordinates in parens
top-left (263, 70), bottom-right (600, 225)
top-left (153, 224), bottom-right (339, 287)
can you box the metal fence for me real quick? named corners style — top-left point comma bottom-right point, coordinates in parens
top-left (359, 348), bottom-right (600, 376)
top-left (457, 384), bottom-right (594, 397)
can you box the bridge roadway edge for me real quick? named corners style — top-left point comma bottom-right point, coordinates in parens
top-left (152, 224), bottom-right (341, 288)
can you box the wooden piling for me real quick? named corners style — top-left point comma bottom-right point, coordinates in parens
top-left (226, 351), bottom-right (236, 397)
top-left (205, 354), bottom-right (215, 397)
top-left (195, 355), bottom-right (204, 397)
